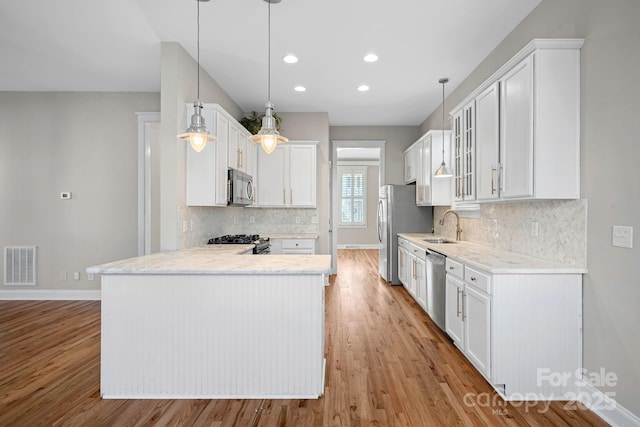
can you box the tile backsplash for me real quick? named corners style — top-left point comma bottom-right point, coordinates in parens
top-left (179, 206), bottom-right (320, 249)
top-left (434, 199), bottom-right (587, 268)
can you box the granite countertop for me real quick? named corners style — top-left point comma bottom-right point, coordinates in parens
top-left (398, 233), bottom-right (587, 274)
top-left (87, 244), bottom-right (331, 275)
top-left (263, 233), bottom-right (320, 239)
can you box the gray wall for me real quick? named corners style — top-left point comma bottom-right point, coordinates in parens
top-left (423, 0), bottom-right (640, 416)
top-left (0, 92), bottom-right (160, 290)
top-left (330, 126), bottom-right (420, 184)
top-left (337, 165), bottom-right (379, 246)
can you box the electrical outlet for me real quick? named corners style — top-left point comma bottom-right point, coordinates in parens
top-left (295, 216), bottom-right (301, 224)
top-left (87, 273), bottom-right (95, 281)
top-left (612, 225), bottom-right (633, 248)
top-left (249, 216), bottom-right (255, 224)
top-left (60, 271), bottom-right (68, 281)
top-left (73, 272), bottom-right (80, 281)
top-left (311, 216), bottom-right (319, 224)
top-left (531, 220), bottom-right (539, 237)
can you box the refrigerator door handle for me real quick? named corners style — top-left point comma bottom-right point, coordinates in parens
top-left (377, 200), bottom-right (383, 243)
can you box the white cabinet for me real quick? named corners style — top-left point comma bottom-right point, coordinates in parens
top-left (450, 39), bottom-right (583, 204)
top-left (186, 103), bottom-right (258, 207)
top-left (414, 254), bottom-right (427, 311)
top-left (416, 130), bottom-right (452, 206)
top-left (452, 101), bottom-right (476, 202)
top-left (256, 143), bottom-right (317, 208)
top-left (269, 238), bottom-right (317, 255)
top-left (282, 238), bottom-right (316, 255)
top-left (228, 122), bottom-right (253, 175)
top-left (463, 266), bottom-right (492, 378)
top-left (445, 258), bottom-right (464, 348)
top-left (475, 82), bottom-right (500, 201)
top-left (403, 143), bottom-right (419, 184)
top-left (398, 238), bottom-right (427, 311)
top-left (444, 256), bottom-right (583, 400)
top-left (186, 104), bottom-right (230, 206)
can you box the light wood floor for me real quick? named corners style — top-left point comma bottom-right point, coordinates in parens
top-left (0, 249), bottom-right (607, 426)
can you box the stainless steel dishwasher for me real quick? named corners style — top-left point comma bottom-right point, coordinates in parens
top-left (425, 249), bottom-right (446, 331)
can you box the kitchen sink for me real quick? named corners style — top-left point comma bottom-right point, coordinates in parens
top-left (423, 238), bottom-right (456, 244)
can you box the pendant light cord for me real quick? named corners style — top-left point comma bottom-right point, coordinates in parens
top-left (267, 0), bottom-right (271, 103)
top-left (441, 80), bottom-right (445, 160)
top-left (197, 0), bottom-right (201, 100)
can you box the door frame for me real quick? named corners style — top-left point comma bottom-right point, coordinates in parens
top-left (136, 112), bottom-right (161, 256)
top-left (330, 140), bottom-right (386, 274)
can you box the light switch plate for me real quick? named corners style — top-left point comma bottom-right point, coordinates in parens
top-left (612, 225), bottom-right (633, 248)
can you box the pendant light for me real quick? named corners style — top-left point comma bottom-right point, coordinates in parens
top-left (177, 0), bottom-right (217, 153)
top-left (434, 77), bottom-right (453, 177)
top-left (249, 0), bottom-right (288, 154)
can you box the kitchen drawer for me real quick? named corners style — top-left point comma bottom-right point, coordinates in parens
top-left (398, 237), bottom-right (410, 250)
top-left (282, 239), bottom-right (315, 251)
top-left (465, 266), bottom-right (491, 294)
top-left (446, 258), bottom-right (464, 279)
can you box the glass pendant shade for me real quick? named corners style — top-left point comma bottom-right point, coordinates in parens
top-left (249, 101), bottom-right (288, 154)
top-left (178, 100), bottom-right (217, 152)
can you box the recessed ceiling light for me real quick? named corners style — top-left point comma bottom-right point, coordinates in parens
top-left (357, 85), bottom-right (370, 92)
top-left (294, 86), bottom-right (306, 92)
top-left (364, 53), bottom-right (378, 63)
top-left (283, 54), bottom-right (298, 64)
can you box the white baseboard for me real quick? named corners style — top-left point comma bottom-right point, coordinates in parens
top-left (337, 244), bottom-right (380, 249)
top-left (578, 383), bottom-right (640, 427)
top-left (0, 289), bottom-right (101, 300)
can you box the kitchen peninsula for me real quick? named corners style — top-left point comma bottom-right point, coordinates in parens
top-left (87, 246), bottom-right (331, 399)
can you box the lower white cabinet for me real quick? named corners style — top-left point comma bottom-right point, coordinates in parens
top-left (270, 238), bottom-right (316, 255)
top-left (398, 237), bottom-right (427, 311)
top-left (444, 257), bottom-right (582, 400)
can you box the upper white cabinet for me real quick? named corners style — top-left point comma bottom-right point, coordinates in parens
top-left (228, 122), bottom-right (253, 175)
top-left (186, 104), bottom-right (230, 207)
top-left (452, 101), bottom-right (476, 202)
top-left (451, 39), bottom-right (584, 203)
top-left (475, 83), bottom-right (500, 201)
top-left (416, 130), bottom-right (452, 206)
top-left (255, 142), bottom-right (317, 208)
top-left (403, 143), bottom-right (419, 184)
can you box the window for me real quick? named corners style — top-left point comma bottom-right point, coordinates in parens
top-left (338, 166), bottom-right (367, 227)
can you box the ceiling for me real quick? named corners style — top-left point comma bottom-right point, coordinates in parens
top-left (0, 0), bottom-right (541, 126)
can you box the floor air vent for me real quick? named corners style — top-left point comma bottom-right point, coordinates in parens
top-left (4, 246), bottom-right (37, 286)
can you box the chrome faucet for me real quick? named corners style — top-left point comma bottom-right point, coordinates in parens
top-left (439, 209), bottom-right (463, 241)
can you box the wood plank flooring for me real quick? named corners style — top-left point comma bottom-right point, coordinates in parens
top-left (0, 249), bottom-right (607, 426)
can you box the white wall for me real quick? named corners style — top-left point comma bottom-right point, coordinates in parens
top-left (424, 0), bottom-right (640, 417)
top-left (0, 92), bottom-right (160, 291)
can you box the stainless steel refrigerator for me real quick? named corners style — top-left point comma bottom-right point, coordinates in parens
top-left (378, 185), bottom-right (433, 284)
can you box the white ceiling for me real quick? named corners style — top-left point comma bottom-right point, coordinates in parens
top-left (0, 0), bottom-right (541, 126)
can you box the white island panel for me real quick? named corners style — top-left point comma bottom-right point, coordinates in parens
top-left (101, 273), bottom-right (325, 399)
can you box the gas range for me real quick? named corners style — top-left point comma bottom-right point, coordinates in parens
top-left (208, 234), bottom-right (271, 254)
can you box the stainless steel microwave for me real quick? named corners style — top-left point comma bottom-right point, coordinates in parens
top-left (227, 168), bottom-right (254, 206)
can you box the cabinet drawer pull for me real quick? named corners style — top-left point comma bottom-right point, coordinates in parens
top-left (456, 288), bottom-right (462, 317)
top-left (470, 276), bottom-right (477, 281)
top-left (449, 266), bottom-right (455, 270)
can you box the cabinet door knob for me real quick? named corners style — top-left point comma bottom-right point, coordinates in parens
top-left (470, 276), bottom-right (477, 281)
